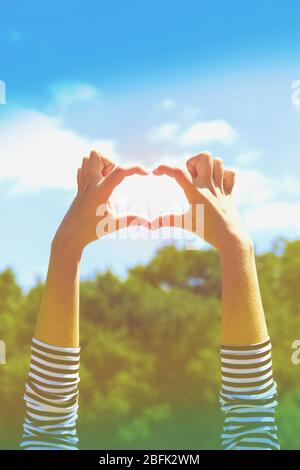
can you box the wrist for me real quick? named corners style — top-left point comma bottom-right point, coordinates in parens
top-left (51, 231), bottom-right (83, 264)
top-left (219, 234), bottom-right (254, 263)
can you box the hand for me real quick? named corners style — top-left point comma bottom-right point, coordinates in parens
top-left (152, 151), bottom-right (252, 254)
top-left (53, 150), bottom-right (149, 255)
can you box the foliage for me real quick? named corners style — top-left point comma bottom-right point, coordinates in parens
top-left (1, 240), bottom-right (300, 449)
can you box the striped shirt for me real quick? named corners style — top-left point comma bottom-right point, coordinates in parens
top-left (20, 338), bottom-right (80, 450)
top-left (20, 337), bottom-right (279, 450)
top-left (220, 338), bottom-right (279, 450)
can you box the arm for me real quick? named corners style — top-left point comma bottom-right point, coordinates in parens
top-left (153, 152), bottom-right (279, 450)
top-left (219, 241), bottom-right (278, 450)
top-left (219, 243), bottom-right (278, 450)
top-left (20, 151), bottom-right (148, 450)
top-left (34, 239), bottom-right (81, 348)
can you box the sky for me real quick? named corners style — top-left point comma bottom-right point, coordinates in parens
top-left (0, 0), bottom-right (300, 288)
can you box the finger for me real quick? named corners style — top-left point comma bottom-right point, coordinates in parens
top-left (100, 165), bottom-right (148, 199)
top-left (77, 168), bottom-right (82, 190)
top-left (223, 170), bottom-right (236, 195)
top-left (89, 150), bottom-right (103, 177)
top-left (81, 157), bottom-right (90, 186)
top-left (115, 215), bottom-right (151, 231)
top-left (101, 155), bottom-right (115, 177)
top-left (186, 152), bottom-right (217, 195)
top-left (89, 151), bottom-right (116, 180)
top-left (213, 158), bottom-right (224, 193)
top-left (122, 166), bottom-right (149, 177)
top-left (150, 213), bottom-right (185, 230)
top-left (153, 165), bottom-right (197, 201)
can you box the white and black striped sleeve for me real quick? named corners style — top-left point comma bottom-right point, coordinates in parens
top-left (20, 338), bottom-right (80, 450)
top-left (219, 338), bottom-right (280, 450)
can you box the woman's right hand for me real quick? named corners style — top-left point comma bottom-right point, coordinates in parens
top-left (152, 151), bottom-right (252, 256)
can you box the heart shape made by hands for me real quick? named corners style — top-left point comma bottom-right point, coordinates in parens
top-left (76, 151), bottom-right (237, 249)
top-left (102, 173), bottom-right (204, 242)
top-left (110, 174), bottom-right (189, 220)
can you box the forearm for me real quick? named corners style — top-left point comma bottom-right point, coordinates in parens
top-left (218, 237), bottom-right (279, 450)
top-left (34, 235), bottom-right (82, 348)
top-left (220, 239), bottom-right (268, 346)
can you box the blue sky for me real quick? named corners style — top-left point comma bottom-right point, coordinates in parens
top-left (0, 0), bottom-right (300, 288)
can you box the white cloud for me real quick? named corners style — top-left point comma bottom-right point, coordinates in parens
top-left (50, 82), bottom-right (99, 111)
top-left (150, 122), bottom-right (179, 143)
top-left (236, 148), bottom-right (264, 166)
top-left (159, 98), bottom-right (199, 119)
top-left (232, 167), bottom-right (300, 237)
top-left (281, 175), bottom-right (300, 196)
top-left (179, 120), bottom-right (237, 147)
top-left (291, 80), bottom-right (300, 106)
top-left (244, 202), bottom-right (300, 232)
top-left (234, 168), bottom-right (300, 208)
top-left (160, 98), bottom-right (177, 111)
top-left (0, 103), bottom-right (299, 242)
top-left (0, 108), bottom-right (118, 191)
top-left (150, 119), bottom-right (237, 147)
top-left (233, 168), bottom-right (276, 207)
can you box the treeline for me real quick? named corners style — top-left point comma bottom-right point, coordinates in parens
top-left (0, 240), bottom-right (300, 449)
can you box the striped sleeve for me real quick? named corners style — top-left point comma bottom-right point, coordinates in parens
top-left (219, 338), bottom-right (280, 450)
top-left (20, 338), bottom-right (80, 450)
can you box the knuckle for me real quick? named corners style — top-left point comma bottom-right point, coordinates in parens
top-left (187, 156), bottom-right (198, 166)
top-left (188, 151), bottom-right (213, 166)
top-left (198, 151), bottom-right (212, 158)
top-left (113, 166), bottom-right (123, 176)
top-left (197, 151), bottom-right (213, 163)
